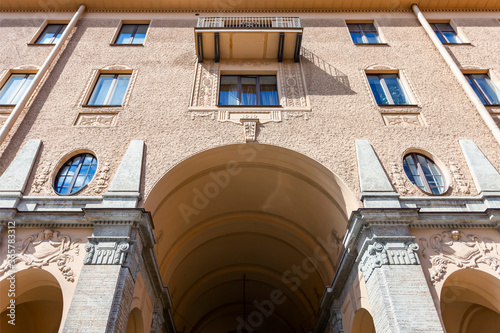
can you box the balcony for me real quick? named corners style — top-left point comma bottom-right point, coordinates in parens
top-left (194, 17), bottom-right (303, 62)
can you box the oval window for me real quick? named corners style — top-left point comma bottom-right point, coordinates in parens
top-left (403, 153), bottom-right (446, 195)
top-left (54, 153), bottom-right (98, 195)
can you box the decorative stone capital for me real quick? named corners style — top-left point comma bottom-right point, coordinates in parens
top-left (150, 307), bottom-right (165, 333)
top-left (329, 309), bottom-right (344, 333)
top-left (357, 236), bottom-right (420, 281)
top-left (84, 236), bottom-right (131, 265)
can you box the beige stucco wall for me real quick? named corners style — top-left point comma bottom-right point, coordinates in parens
top-left (0, 11), bottom-right (499, 203)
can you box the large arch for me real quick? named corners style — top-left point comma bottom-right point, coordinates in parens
top-left (0, 269), bottom-right (63, 333)
top-left (144, 144), bottom-right (359, 332)
top-left (440, 269), bottom-right (500, 333)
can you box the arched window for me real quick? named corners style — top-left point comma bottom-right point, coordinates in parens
top-left (403, 153), bottom-right (445, 194)
top-left (54, 153), bottom-right (97, 195)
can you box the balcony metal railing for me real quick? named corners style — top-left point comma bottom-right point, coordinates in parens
top-left (196, 17), bottom-right (301, 29)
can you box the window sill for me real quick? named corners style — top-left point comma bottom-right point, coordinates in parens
top-left (354, 42), bottom-right (389, 46)
top-left (377, 104), bottom-right (419, 107)
top-left (82, 104), bottom-right (124, 108)
top-left (109, 43), bottom-right (144, 46)
top-left (442, 42), bottom-right (472, 46)
top-left (27, 43), bottom-right (55, 46)
top-left (217, 105), bottom-right (283, 108)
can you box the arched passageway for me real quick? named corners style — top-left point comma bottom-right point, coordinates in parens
top-left (351, 308), bottom-right (375, 333)
top-left (126, 307), bottom-right (145, 333)
top-left (0, 269), bottom-right (63, 333)
top-left (144, 144), bottom-right (358, 332)
top-left (441, 269), bottom-right (500, 333)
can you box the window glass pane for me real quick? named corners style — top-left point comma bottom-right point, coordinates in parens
top-left (116, 24), bottom-right (135, 44)
top-left (360, 23), bottom-right (376, 32)
top-left (109, 75), bottom-right (131, 105)
top-left (36, 24), bottom-right (66, 44)
top-left (54, 153), bottom-right (97, 195)
top-left (384, 75), bottom-right (408, 104)
top-left (220, 76), bottom-right (238, 105)
top-left (259, 76), bottom-right (279, 105)
top-left (88, 74), bottom-right (115, 105)
top-left (364, 32), bottom-right (379, 43)
top-left (443, 31), bottom-right (461, 43)
top-left (434, 31), bottom-right (447, 43)
top-left (10, 75), bottom-right (34, 105)
top-left (347, 24), bottom-right (360, 32)
top-left (471, 74), bottom-right (500, 105)
top-left (241, 77), bottom-right (257, 106)
top-left (367, 75), bottom-right (388, 105)
top-left (350, 32), bottom-right (364, 43)
top-left (131, 24), bottom-right (148, 44)
top-left (0, 74), bottom-right (25, 104)
top-left (436, 23), bottom-right (453, 31)
top-left (404, 154), bottom-right (445, 194)
top-left (466, 75), bottom-right (488, 104)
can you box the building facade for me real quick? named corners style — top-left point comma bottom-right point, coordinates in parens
top-left (0, 0), bottom-right (500, 332)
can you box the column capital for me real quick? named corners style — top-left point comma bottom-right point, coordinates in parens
top-left (357, 236), bottom-right (420, 282)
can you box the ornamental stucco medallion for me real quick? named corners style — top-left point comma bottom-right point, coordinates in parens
top-left (419, 230), bottom-right (500, 284)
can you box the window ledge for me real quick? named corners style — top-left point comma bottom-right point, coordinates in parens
top-left (354, 42), bottom-right (389, 46)
top-left (109, 43), bottom-right (144, 46)
top-left (377, 104), bottom-right (420, 108)
top-left (27, 43), bottom-right (55, 46)
top-left (189, 106), bottom-right (311, 112)
top-left (82, 105), bottom-right (124, 108)
top-left (442, 42), bottom-right (472, 46)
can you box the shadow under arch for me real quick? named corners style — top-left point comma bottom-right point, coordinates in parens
top-left (0, 269), bottom-right (63, 333)
top-left (143, 143), bottom-right (359, 333)
top-left (440, 268), bottom-right (500, 333)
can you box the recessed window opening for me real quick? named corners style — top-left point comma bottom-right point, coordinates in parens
top-left (219, 75), bottom-right (279, 106)
top-left (465, 74), bottom-right (500, 105)
top-left (87, 74), bottom-right (131, 106)
top-left (54, 153), bottom-right (98, 195)
top-left (367, 74), bottom-right (410, 105)
top-left (115, 24), bottom-right (148, 44)
top-left (0, 73), bottom-right (35, 105)
top-left (403, 153), bottom-right (445, 195)
top-left (35, 24), bottom-right (67, 44)
top-left (347, 23), bottom-right (380, 43)
top-left (430, 23), bottom-right (462, 44)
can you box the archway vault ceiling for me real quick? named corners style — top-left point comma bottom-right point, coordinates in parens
top-left (144, 144), bottom-right (358, 332)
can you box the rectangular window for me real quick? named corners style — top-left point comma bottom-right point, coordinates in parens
top-left (35, 24), bottom-right (67, 44)
top-left (465, 74), bottom-right (500, 105)
top-left (430, 23), bottom-right (462, 44)
top-left (0, 74), bottom-right (35, 105)
top-left (114, 24), bottom-right (149, 44)
top-left (347, 23), bottom-right (380, 44)
top-left (87, 74), bottom-right (131, 106)
top-left (219, 75), bottom-right (279, 106)
top-left (367, 74), bottom-right (410, 105)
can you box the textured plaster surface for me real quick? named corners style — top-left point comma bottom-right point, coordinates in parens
top-left (0, 12), bottom-right (498, 206)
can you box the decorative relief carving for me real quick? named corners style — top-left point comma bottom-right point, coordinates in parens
top-left (93, 163), bottom-right (111, 194)
top-left (389, 162), bottom-right (416, 195)
top-left (0, 229), bottom-right (80, 282)
top-left (190, 111), bottom-right (216, 120)
top-left (358, 237), bottom-right (420, 282)
top-left (31, 162), bottom-right (52, 193)
top-left (278, 61), bottom-right (307, 107)
top-left (419, 230), bottom-right (500, 284)
top-left (383, 114), bottom-right (421, 126)
top-left (449, 162), bottom-right (470, 194)
top-left (329, 309), bottom-right (344, 333)
top-left (241, 119), bottom-right (258, 142)
top-left (191, 61), bottom-right (219, 107)
top-left (283, 111), bottom-right (309, 120)
top-left (150, 307), bottom-right (165, 333)
top-left (83, 237), bottom-right (131, 265)
top-left (75, 113), bottom-right (117, 127)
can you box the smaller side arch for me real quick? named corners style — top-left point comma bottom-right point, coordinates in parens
top-left (126, 307), bottom-right (145, 333)
top-left (351, 308), bottom-right (376, 333)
